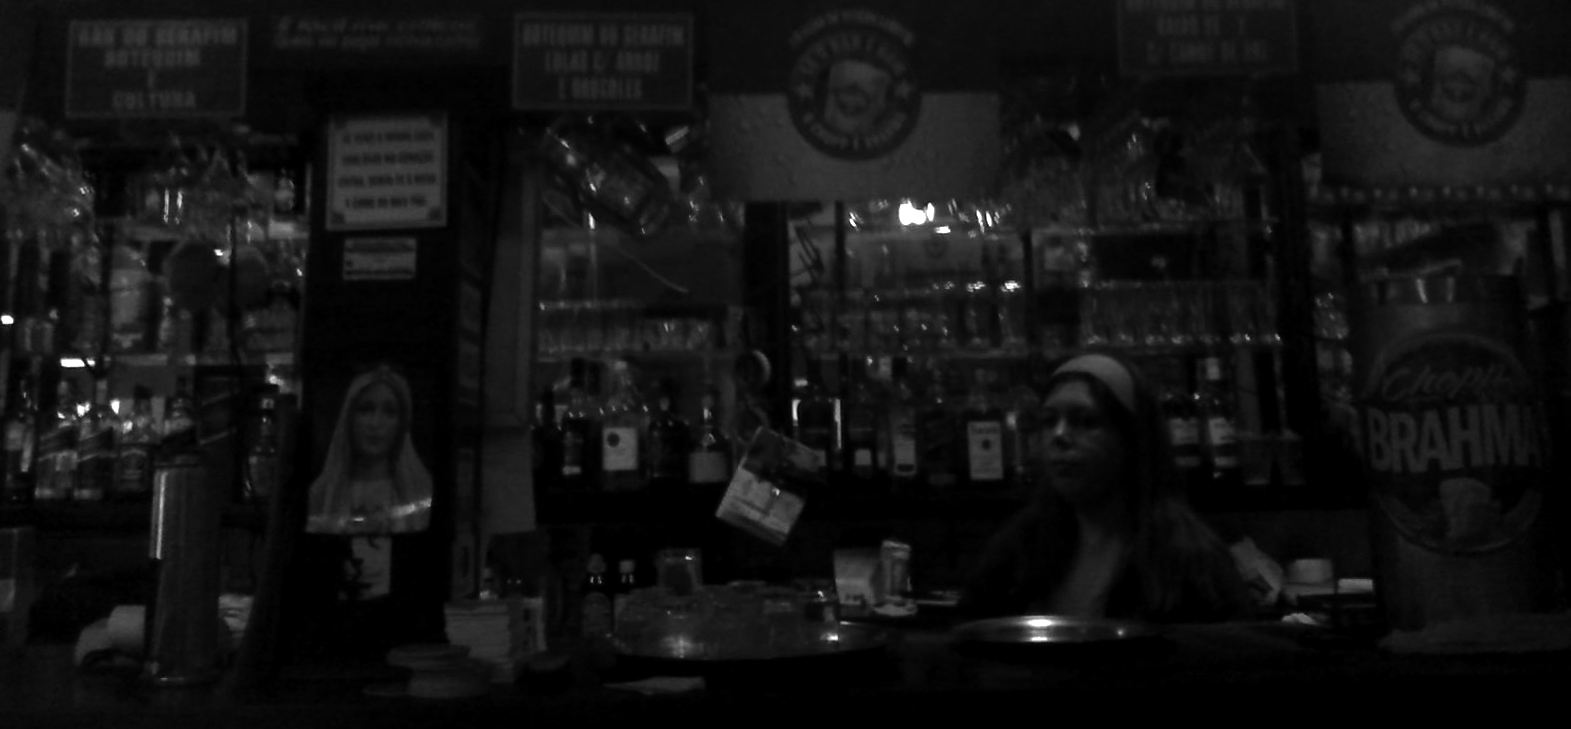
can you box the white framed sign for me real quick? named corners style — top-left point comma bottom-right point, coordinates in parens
top-left (326, 112), bottom-right (447, 230)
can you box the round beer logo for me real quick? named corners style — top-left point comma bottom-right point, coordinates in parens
top-left (786, 9), bottom-right (920, 160)
top-left (1360, 332), bottom-right (1545, 555)
top-left (1392, 1), bottom-right (1525, 147)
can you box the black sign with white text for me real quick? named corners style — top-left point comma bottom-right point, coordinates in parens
top-left (511, 12), bottom-right (693, 111)
top-left (65, 18), bottom-right (247, 118)
top-left (1117, 0), bottom-right (1297, 77)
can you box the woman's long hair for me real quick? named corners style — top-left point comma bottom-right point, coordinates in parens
top-left (962, 353), bottom-right (1247, 622)
top-left (305, 366), bottom-right (434, 534)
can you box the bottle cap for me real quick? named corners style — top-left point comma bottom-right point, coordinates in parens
top-left (587, 553), bottom-right (606, 573)
top-left (618, 559), bottom-right (636, 573)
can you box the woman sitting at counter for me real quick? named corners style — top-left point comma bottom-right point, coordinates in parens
top-left (958, 353), bottom-right (1252, 623)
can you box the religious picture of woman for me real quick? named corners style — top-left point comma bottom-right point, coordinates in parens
top-left (306, 365), bottom-right (434, 536)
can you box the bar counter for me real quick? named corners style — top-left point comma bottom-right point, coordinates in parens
top-left (4, 614), bottom-right (1570, 727)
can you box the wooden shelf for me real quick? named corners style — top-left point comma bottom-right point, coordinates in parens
top-left (534, 481), bottom-right (1029, 526)
top-left (0, 501), bottom-right (267, 532)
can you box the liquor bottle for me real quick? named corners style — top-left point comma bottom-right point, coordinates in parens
top-left (1162, 363), bottom-right (1204, 490)
top-left (108, 232), bottom-right (152, 353)
top-left (74, 373), bottom-right (119, 502)
top-left (34, 379), bottom-right (80, 502)
top-left (161, 375), bottom-right (198, 453)
top-left (792, 355), bottom-right (840, 477)
top-left (532, 387), bottom-right (564, 493)
top-left (612, 558), bottom-right (638, 622)
top-left (961, 368), bottom-right (1008, 489)
top-left (559, 358), bottom-right (600, 491)
top-left (580, 553), bottom-right (614, 639)
top-left (916, 362), bottom-right (959, 490)
top-left (645, 377), bottom-right (690, 489)
top-left (112, 385), bottom-right (157, 502)
top-left (841, 354), bottom-right (882, 487)
top-left (1000, 360), bottom-right (1041, 490)
top-left (1197, 354), bottom-right (1241, 490)
top-left (599, 359), bottom-right (648, 492)
top-left (1, 370), bottom-right (39, 505)
top-left (686, 379), bottom-right (732, 486)
top-left (882, 356), bottom-right (921, 491)
top-left (243, 386), bottom-right (281, 505)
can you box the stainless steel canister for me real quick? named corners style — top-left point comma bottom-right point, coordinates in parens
top-left (145, 451), bottom-right (222, 686)
top-left (1349, 275), bottom-right (1556, 633)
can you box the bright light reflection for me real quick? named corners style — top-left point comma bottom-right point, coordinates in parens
top-left (898, 200), bottom-right (935, 226)
top-left (60, 358), bottom-right (88, 369)
top-left (0, 314), bottom-right (12, 326)
top-left (1025, 617), bottom-right (1053, 628)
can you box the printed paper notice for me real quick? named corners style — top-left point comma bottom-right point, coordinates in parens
top-left (343, 237), bottom-right (417, 281)
top-left (327, 114), bottom-right (447, 231)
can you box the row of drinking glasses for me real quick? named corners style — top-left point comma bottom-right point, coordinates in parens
top-left (1078, 279), bottom-right (1280, 349)
top-left (800, 284), bottom-right (1030, 354)
top-left (536, 299), bottom-right (721, 356)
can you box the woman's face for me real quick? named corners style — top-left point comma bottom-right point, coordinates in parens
top-left (350, 381), bottom-right (403, 461)
top-left (1038, 380), bottom-right (1130, 507)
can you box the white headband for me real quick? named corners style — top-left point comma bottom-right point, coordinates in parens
top-left (1051, 354), bottom-right (1137, 414)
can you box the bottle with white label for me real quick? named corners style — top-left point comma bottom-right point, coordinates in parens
top-left (599, 360), bottom-right (648, 492)
top-left (962, 367), bottom-right (1008, 488)
top-left (883, 356), bottom-right (921, 492)
top-left (840, 354), bottom-right (881, 488)
top-left (792, 356), bottom-right (840, 477)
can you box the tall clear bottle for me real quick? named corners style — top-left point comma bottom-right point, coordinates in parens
top-left (74, 373), bottom-right (119, 502)
top-left (112, 385), bottom-right (157, 502)
top-left (598, 359), bottom-right (648, 492)
top-left (686, 378), bottom-right (732, 486)
top-left (243, 385), bottom-right (281, 505)
top-left (108, 232), bottom-right (152, 354)
top-left (34, 379), bottom-right (80, 502)
top-left (1, 370), bottom-right (39, 505)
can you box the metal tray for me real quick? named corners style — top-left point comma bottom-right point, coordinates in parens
top-left (951, 615), bottom-right (1164, 646)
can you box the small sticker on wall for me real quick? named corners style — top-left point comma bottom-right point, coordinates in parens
top-left (344, 237), bottom-right (417, 281)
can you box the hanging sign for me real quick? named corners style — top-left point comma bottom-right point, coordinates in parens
top-left (64, 18), bottom-right (247, 119)
top-left (266, 14), bottom-right (487, 66)
top-left (1311, 0), bottom-right (1571, 187)
top-left (706, 2), bottom-right (999, 201)
top-left (326, 113), bottom-right (448, 231)
top-left (1116, 0), bottom-right (1299, 77)
top-left (511, 12), bottom-right (694, 111)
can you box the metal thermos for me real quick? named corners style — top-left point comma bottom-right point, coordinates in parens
top-left (145, 451), bottom-right (222, 686)
top-left (1349, 275), bottom-right (1556, 633)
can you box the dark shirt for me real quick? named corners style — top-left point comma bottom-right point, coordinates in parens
top-left (958, 499), bottom-right (1253, 624)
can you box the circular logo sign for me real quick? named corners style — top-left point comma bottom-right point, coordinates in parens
top-left (1360, 332), bottom-right (1545, 555)
top-left (1392, 2), bottom-right (1526, 147)
top-left (786, 9), bottom-right (920, 160)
